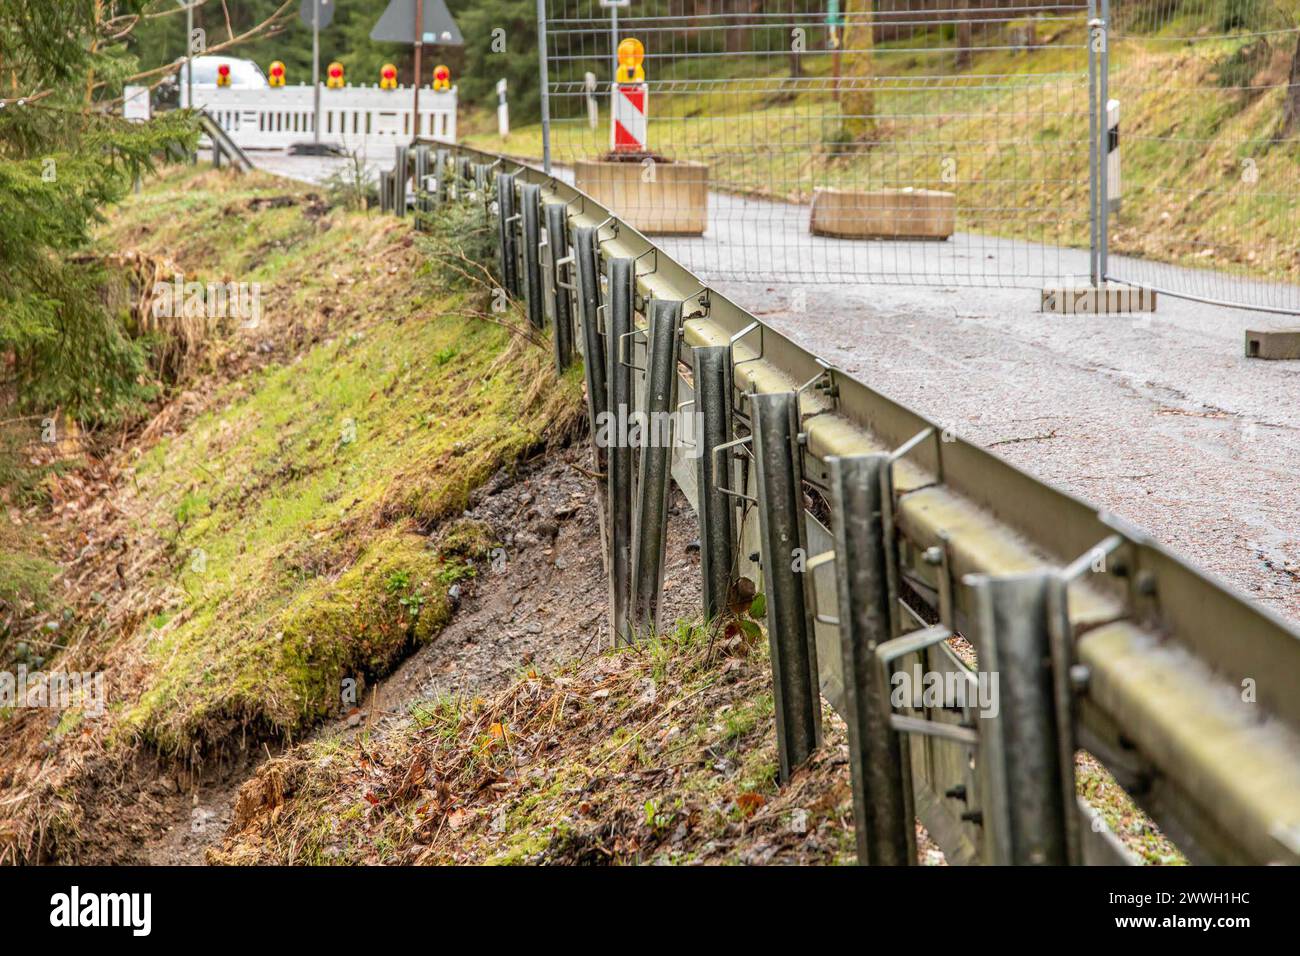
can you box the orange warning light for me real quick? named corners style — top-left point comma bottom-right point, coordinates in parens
top-left (616, 38), bottom-right (645, 83)
top-left (380, 63), bottom-right (398, 90)
top-left (432, 64), bottom-right (452, 92)
top-left (268, 61), bottom-right (286, 87)
top-left (217, 63), bottom-right (232, 87)
top-left (326, 61), bottom-right (345, 89)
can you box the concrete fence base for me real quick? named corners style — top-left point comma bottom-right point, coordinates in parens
top-left (574, 159), bottom-right (709, 236)
top-left (810, 187), bottom-right (956, 240)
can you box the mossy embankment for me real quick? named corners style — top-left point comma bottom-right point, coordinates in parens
top-left (0, 163), bottom-right (582, 862)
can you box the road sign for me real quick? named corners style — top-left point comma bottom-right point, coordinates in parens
top-left (370, 0), bottom-right (463, 45)
top-left (300, 0), bottom-right (334, 30)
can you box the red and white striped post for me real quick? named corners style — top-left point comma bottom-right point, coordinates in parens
top-left (610, 37), bottom-right (647, 154)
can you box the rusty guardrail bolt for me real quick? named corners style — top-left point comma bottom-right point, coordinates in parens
top-left (960, 810), bottom-right (984, 825)
top-left (945, 784), bottom-right (967, 802)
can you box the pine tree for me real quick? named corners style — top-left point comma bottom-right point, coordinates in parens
top-left (0, 2), bottom-right (196, 425)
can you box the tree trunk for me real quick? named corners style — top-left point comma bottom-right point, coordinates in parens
top-left (839, 0), bottom-right (876, 145)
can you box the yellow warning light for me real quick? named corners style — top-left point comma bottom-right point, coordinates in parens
top-left (326, 61), bottom-right (345, 89)
top-left (432, 64), bottom-right (452, 92)
top-left (380, 63), bottom-right (398, 90)
top-left (268, 61), bottom-right (286, 87)
top-left (616, 38), bottom-right (645, 83)
top-left (217, 63), bottom-right (232, 87)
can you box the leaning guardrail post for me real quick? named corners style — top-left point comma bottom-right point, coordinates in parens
top-left (631, 299), bottom-right (683, 635)
top-left (519, 184), bottom-right (545, 330)
top-left (495, 172), bottom-right (519, 298)
top-left (573, 226), bottom-right (606, 426)
top-left (606, 257), bottom-right (637, 645)
top-left (967, 571), bottom-right (1074, 865)
top-left (828, 453), bottom-right (915, 866)
top-left (392, 145), bottom-right (408, 217)
top-left (544, 202), bottom-right (574, 372)
top-left (692, 345), bottom-right (737, 621)
top-left (750, 391), bottom-right (821, 782)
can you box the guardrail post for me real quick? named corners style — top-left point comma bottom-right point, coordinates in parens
top-left (692, 345), bottom-right (736, 621)
top-left (828, 454), bottom-right (915, 866)
top-left (519, 184), bottom-right (544, 330)
top-left (392, 145), bottom-right (408, 217)
top-left (495, 172), bottom-right (519, 298)
top-left (967, 571), bottom-right (1074, 865)
top-left (606, 257), bottom-right (637, 645)
top-left (544, 202), bottom-right (574, 373)
top-left (435, 149), bottom-right (450, 204)
top-left (750, 391), bottom-right (821, 782)
top-left (380, 169), bottom-right (394, 214)
top-left (573, 226), bottom-right (606, 427)
top-left (413, 145), bottom-right (431, 224)
top-left (631, 299), bottom-right (683, 636)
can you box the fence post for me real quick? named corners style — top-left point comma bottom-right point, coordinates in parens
top-left (605, 257), bottom-right (637, 645)
top-left (1087, 0), bottom-right (1100, 288)
top-left (967, 571), bottom-right (1074, 865)
top-left (750, 391), bottom-right (821, 782)
top-left (544, 202), bottom-right (574, 372)
top-left (691, 345), bottom-right (736, 621)
top-left (519, 184), bottom-right (544, 330)
top-left (536, 0), bottom-right (552, 174)
top-left (392, 145), bottom-right (408, 217)
top-left (631, 298), bottom-right (683, 636)
top-left (828, 453), bottom-right (914, 866)
top-left (1098, 0), bottom-right (1111, 283)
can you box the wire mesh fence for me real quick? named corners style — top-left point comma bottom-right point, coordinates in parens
top-left (542, 1), bottom-right (1095, 289)
top-left (1105, 0), bottom-right (1300, 313)
top-left (540, 2), bottom-right (1299, 312)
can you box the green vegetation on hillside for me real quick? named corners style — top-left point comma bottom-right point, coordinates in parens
top-left (0, 164), bottom-right (582, 861)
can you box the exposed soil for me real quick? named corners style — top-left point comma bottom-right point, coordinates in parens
top-left (135, 440), bottom-right (704, 864)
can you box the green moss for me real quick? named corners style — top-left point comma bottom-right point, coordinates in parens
top-left (436, 517), bottom-right (495, 560)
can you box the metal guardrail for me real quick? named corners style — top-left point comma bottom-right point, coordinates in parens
top-left (195, 110), bottom-right (254, 173)
top-left (402, 139), bottom-right (1300, 866)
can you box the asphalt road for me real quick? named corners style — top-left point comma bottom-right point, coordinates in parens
top-left (239, 147), bottom-right (1300, 623)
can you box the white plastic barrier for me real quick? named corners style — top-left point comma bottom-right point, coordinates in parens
top-left (182, 84), bottom-right (457, 153)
